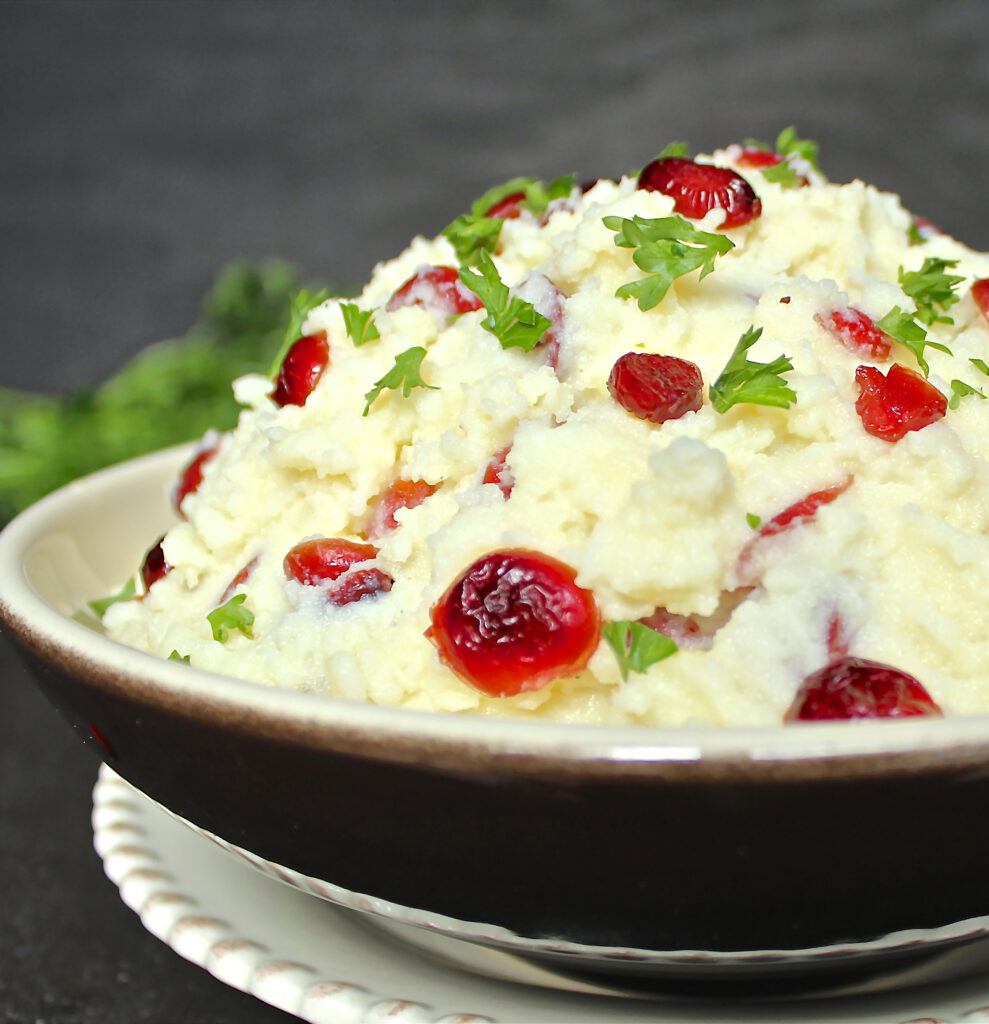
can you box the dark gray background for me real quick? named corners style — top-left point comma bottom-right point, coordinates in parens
top-left (3, 1), bottom-right (989, 1020)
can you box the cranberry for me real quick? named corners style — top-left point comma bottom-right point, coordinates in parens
top-left (638, 157), bottom-right (762, 230)
top-left (757, 479), bottom-right (852, 540)
top-left (854, 363), bottom-right (947, 441)
top-left (785, 656), bottom-right (942, 721)
top-left (273, 332), bottom-right (329, 407)
top-left (972, 278), bottom-right (989, 323)
top-left (816, 308), bottom-right (891, 360)
top-left (482, 445), bottom-right (514, 498)
top-left (484, 190), bottom-right (527, 220)
top-left (736, 147), bottom-right (783, 169)
top-left (173, 442), bottom-right (218, 515)
top-left (638, 588), bottom-right (752, 651)
top-left (386, 266), bottom-right (483, 318)
top-left (141, 536), bottom-right (170, 592)
top-left (220, 557), bottom-right (258, 604)
top-left (607, 352), bottom-right (703, 423)
top-left (826, 610), bottom-right (852, 661)
top-left (284, 537), bottom-right (392, 606)
top-left (426, 549), bottom-right (601, 697)
top-left (366, 478), bottom-right (439, 538)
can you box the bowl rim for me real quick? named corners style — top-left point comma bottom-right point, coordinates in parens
top-left (5, 443), bottom-right (989, 775)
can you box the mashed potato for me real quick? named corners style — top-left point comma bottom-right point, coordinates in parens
top-left (104, 139), bottom-right (989, 726)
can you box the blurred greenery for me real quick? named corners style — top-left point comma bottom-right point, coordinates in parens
top-left (0, 262), bottom-right (334, 522)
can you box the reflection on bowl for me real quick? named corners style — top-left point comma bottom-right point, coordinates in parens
top-left (5, 444), bottom-right (989, 995)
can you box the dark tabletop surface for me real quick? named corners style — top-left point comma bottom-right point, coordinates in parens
top-left (4, 2), bottom-right (989, 1021)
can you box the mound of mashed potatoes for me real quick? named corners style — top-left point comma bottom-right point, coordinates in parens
top-left (104, 137), bottom-right (989, 726)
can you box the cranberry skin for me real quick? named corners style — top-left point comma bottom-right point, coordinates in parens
top-left (284, 537), bottom-right (392, 606)
top-left (972, 278), bottom-right (989, 323)
top-left (484, 190), bottom-right (527, 219)
top-left (173, 443), bottom-right (218, 515)
top-left (854, 363), bottom-right (947, 441)
top-left (608, 352), bottom-right (703, 423)
top-left (758, 479), bottom-right (852, 540)
top-left (367, 478), bottom-right (439, 538)
top-left (141, 536), bottom-right (170, 592)
top-left (816, 308), bottom-right (891, 360)
top-left (482, 445), bottom-right (514, 498)
top-left (736, 147), bottom-right (783, 169)
top-left (386, 266), bottom-right (483, 318)
top-left (638, 157), bottom-right (762, 230)
top-left (426, 549), bottom-right (601, 697)
top-left (786, 656), bottom-right (942, 721)
top-left (273, 332), bottom-right (329, 407)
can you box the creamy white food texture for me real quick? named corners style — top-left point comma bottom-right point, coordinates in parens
top-left (105, 147), bottom-right (989, 725)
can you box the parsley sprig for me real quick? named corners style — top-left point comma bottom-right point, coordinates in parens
top-left (457, 251), bottom-right (551, 352)
top-left (603, 621), bottom-right (678, 681)
top-left (207, 593), bottom-right (254, 643)
top-left (340, 302), bottom-right (380, 346)
top-left (363, 346), bottom-right (437, 415)
top-left (604, 214), bottom-right (735, 311)
top-left (898, 258), bottom-right (964, 326)
top-left (88, 577), bottom-right (138, 618)
top-left (875, 306), bottom-right (952, 378)
top-left (709, 326), bottom-right (797, 413)
top-left (743, 127), bottom-right (821, 189)
top-left (949, 379), bottom-right (987, 409)
top-left (443, 174), bottom-right (576, 265)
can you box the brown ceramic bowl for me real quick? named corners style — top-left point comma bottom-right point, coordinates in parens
top-left (5, 444), bottom-right (989, 996)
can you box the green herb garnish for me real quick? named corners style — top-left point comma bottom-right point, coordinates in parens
top-left (899, 257), bottom-right (964, 326)
top-left (362, 346), bottom-right (437, 415)
top-left (949, 379), bottom-right (987, 410)
top-left (709, 326), bottom-right (797, 413)
top-left (656, 141), bottom-right (690, 159)
top-left (169, 650), bottom-right (191, 664)
top-left (746, 512), bottom-right (762, 529)
top-left (603, 620), bottom-right (678, 681)
top-left (88, 577), bottom-right (138, 618)
top-left (266, 286), bottom-right (333, 376)
top-left (604, 214), bottom-right (735, 311)
top-left (340, 302), bottom-right (380, 346)
top-left (457, 250), bottom-right (551, 352)
top-left (207, 593), bottom-right (254, 643)
top-left (971, 358), bottom-right (989, 378)
top-left (875, 306), bottom-right (952, 378)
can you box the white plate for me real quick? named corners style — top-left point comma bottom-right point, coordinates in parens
top-left (92, 764), bottom-right (989, 1024)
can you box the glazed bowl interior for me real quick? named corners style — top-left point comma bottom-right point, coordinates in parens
top-left (4, 441), bottom-right (989, 765)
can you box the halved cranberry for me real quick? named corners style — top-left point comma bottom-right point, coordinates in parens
top-left (816, 308), bottom-right (891, 360)
top-left (482, 445), bottom-right (514, 498)
top-left (426, 549), bottom-right (601, 697)
top-left (638, 157), bottom-right (762, 230)
top-left (366, 478), bottom-right (439, 538)
top-left (140, 536), bottom-right (170, 592)
top-left (607, 352), bottom-right (703, 423)
top-left (854, 363), bottom-right (947, 441)
top-left (972, 278), bottom-right (989, 323)
top-left (785, 656), bottom-right (942, 721)
top-left (173, 442), bottom-right (218, 515)
top-left (386, 266), bottom-right (483, 318)
top-left (484, 190), bottom-right (527, 219)
top-left (273, 332), bottom-right (329, 407)
top-left (284, 537), bottom-right (392, 606)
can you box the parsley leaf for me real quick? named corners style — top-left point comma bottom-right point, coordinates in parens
top-left (907, 220), bottom-right (929, 246)
top-left (169, 650), bottom-right (191, 664)
top-left (774, 126), bottom-right (821, 172)
top-left (267, 287), bottom-right (332, 376)
top-left (340, 302), bottom-right (380, 347)
top-left (971, 358), bottom-right (989, 378)
top-left (362, 346), bottom-right (437, 415)
top-left (603, 621), bottom-right (678, 681)
top-left (758, 160), bottom-right (806, 189)
top-left (457, 251), bottom-right (551, 352)
top-left (207, 593), bottom-right (254, 643)
top-left (949, 379), bottom-right (987, 409)
top-left (899, 258), bottom-right (964, 326)
top-left (709, 326), bottom-right (797, 413)
top-left (746, 512), bottom-right (762, 529)
top-left (656, 141), bottom-right (690, 158)
top-left (88, 577), bottom-right (138, 618)
top-left (875, 306), bottom-right (952, 377)
top-left (443, 175), bottom-right (576, 265)
top-left (604, 214), bottom-right (735, 311)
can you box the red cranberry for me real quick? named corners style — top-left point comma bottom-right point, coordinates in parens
top-left (273, 332), bottom-right (329, 407)
top-left (220, 557), bottom-right (258, 604)
top-left (736, 148), bottom-right (783, 169)
top-left (173, 442), bottom-right (218, 515)
top-left (482, 445), bottom-right (514, 498)
top-left (484, 190), bottom-right (527, 219)
top-left (816, 308), bottom-right (891, 360)
top-left (607, 352), bottom-right (703, 423)
top-left (140, 536), bottom-right (170, 592)
top-left (426, 549), bottom-right (601, 697)
top-left (284, 538), bottom-right (392, 606)
top-left (638, 588), bottom-right (752, 651)
top-left (638, 157), bottom-right (762, 230)
top-left (366, 479), bottom-right (439, 538)
top-left (972, 278), bottom-right (989, 323)
top-left (386, 266), bottom-right (483, 318)
top-left (854, 363), bottom-right (947, 441)
top-left (786, 656), bottom-right (942, 721)
top-left (757, 479), bottom-right (852, 540)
